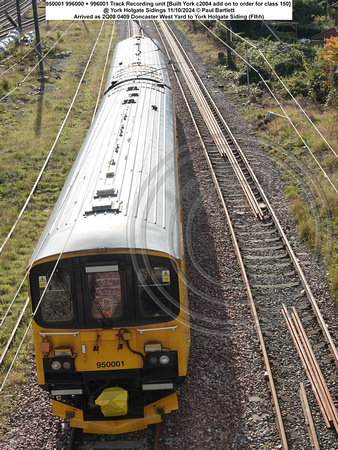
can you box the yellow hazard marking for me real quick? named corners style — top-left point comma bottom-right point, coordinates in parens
top-left (39, 276), bottom-right (47, 288)
top-left (162, 270), bottom-right (170, 283)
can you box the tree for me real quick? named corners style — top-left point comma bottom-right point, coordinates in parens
top-left (321, 36), bottom-right (338, 62)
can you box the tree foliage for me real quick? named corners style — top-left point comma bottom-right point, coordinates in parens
top-left (293, 0), bottom-right (334, 37)
top-left (293, 0), bottom-right (332, 23)
top-left (212, 1), bottom-right (338, 109)
top-left (313, 37), bottom-right (338, 107)
top-left (321, 36), bottom-right (338, 62)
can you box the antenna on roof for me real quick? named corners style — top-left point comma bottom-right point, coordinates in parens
top-left (133, 20), bottom-right (180, 73)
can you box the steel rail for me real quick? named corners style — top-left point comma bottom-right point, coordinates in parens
top-left (153, 423), bottom-right (161, 450)
top-left (0, 0), bottom-right (44, 39)
top-left (159, 21), bottom-right (265, 221)
top-left (282, 305), bottom-right (330, 428)
top-left (0, 15), bottom-right (46, 40)
top-left (266, 191), bottom-right (338, 366)
top-left (282, 305), bottom-right (338, 432)
top-left (158, 19), bottom-right (338, 448)
top-left (292, 307), bottom-right (338, 430)
top-left (166, 27), bottom-right (268, 221)
top-left (0, 0), bottom-right (31, 17)
top-left (157, 20), bottom-right (289, 450)
top-left (0, 0), bottom-right (33, 25)
top-left (299, 383), bottom-right (320, 450)
top-left (67, 428), bottom-right (82, 450)
top-left (160, 24), bottom-right (338, 368)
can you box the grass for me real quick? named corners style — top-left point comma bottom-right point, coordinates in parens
top-left (0, 18), bottom-right (117, 428)
top-left (174, 21), bottom-right (338, 299)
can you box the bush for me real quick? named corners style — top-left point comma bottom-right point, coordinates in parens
top-left (309, 72), bottom-right (330, 103)
top-left (293, 0), bottom-right (329, 25)
top-left (297, 23), bottom-right (323, 39)
top-left (228, 38), bottom-right (314, 90)
top-left (1, 79), bottom-right (9, 92)
top-left (286, 73), bottom-right (310, 97)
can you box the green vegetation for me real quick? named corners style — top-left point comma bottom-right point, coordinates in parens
top-left (293, 0), bottom-right (335, 37)
top-left (176, 19), bottom-right (338, 299)
top-left (0, 19), bottom-right (117, 428)
top-left (222, 0), bottom-right (336, 39)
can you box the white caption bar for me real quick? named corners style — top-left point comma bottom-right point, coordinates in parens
top-left (46, 1), bottom-right (293, 21)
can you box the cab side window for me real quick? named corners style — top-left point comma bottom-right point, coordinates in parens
top-left (137, 266), bottom-right (175, 319)
top-left (39, 270), bottom-right (74, 323)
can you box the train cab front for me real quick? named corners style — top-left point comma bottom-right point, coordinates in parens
top-left (28, 254), bottom-right (190, 434)
top-left (45, 330), bottom-right (181, 434)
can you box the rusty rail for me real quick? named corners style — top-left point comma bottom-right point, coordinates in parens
top-left (153, 422), bottom-right (162, 450)
top-left (162, 17), bottom-right (338, 371)
top-left (158, 21), bottom-right (265, 221)
top-left (282, 304), bottom-right (338, 432)
top-left (67, 427), bottom-right (82, 450)
top-left (299, 382), bottom-right (320, 450)
top-left (157, 20), bottom-right (288, 450)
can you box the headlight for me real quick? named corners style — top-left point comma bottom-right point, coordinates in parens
top-left (149, 356), bottom-right (158, 365)
top-left (159, 355), bottom-right (170, 365)
top-left (145, 351), bottom-right (177, 369)
top-left (63, 361), bottom-right (72, 370)
top-left (51, 360), bottom-right (62, 371)
top-left (44, 358), bottom-right (75, 373)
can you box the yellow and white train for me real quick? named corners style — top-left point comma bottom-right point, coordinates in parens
top-left (28, 35), bottom-right (190, 434)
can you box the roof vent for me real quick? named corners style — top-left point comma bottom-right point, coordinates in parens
top-left (85, 199), bottom-right (121, 214)
top-left (95, 187), bottom-right (118, 198)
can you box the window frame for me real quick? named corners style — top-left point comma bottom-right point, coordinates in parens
top-left (30, 255), bottom-right (181, 329)
top-left (30, 260), bottom-right (77, 328)
top-left (86, 265), bottom-right (124, 322)
top-left (136, 265), bottom-right (178, 320)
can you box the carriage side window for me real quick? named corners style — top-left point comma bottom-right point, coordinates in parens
top-left (86, 266), bottom-right (123, 320)
top-left (39, 270), bottom-right (74, 323)
top-left (138, 267), bottom-right (177, 319)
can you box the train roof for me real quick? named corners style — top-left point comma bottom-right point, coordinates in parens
top-left (105, 35), bottom-right (170, 90)
top-left (29, 36), bottom-right (180, 266)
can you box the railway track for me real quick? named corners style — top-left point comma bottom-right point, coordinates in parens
top-left (157, 20), bottom-right (338, 449)
top-left (0, 0), bottom-right (45, 39)
top-left (65, 423), bottom-right (162, 449)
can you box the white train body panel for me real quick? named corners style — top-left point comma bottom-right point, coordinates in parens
top-left (30, 36), bottom-right (179, 266)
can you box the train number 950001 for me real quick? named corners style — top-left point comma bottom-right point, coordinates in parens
top-left (96, 361), bottom-right (125, 368)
